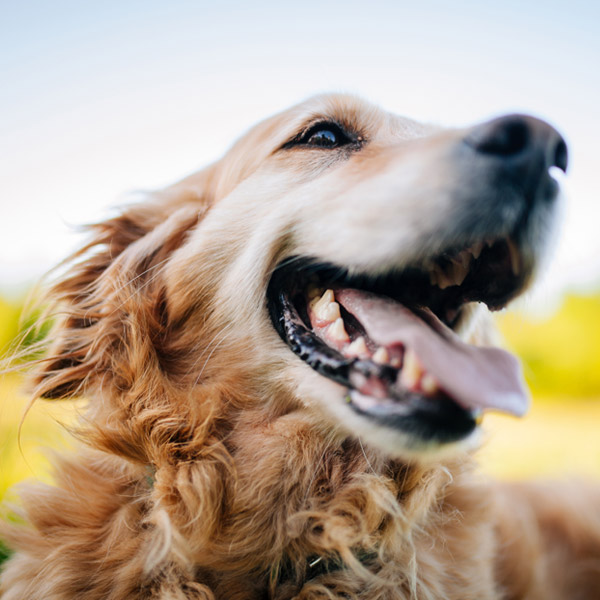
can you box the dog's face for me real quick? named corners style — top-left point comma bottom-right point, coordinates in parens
top-left (159, 94), bottom-right (567, 457)
top-left (38, 94), bottom-right (567, 460)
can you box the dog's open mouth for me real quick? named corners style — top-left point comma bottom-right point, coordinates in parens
top-left (267, 236), bottom-right (529, 444)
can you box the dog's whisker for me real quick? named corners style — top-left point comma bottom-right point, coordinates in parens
top-left (183, 320), bottom-right (235, 371)
top-left (192, 325), bottom-right (236, 385)
top-left (111, 257), bottom-right (172, 310)
top-left (358, 437), bottom-right (376, 476)
top-left (112, 256), bottom-right (172, 297)
top-left (302, 443), bottom-right (331, 506)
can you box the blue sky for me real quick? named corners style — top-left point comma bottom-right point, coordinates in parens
top-left (1, 0), bottom-right (599, 309)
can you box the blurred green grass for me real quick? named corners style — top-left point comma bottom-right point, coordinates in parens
top-left (483, 293), bottom-right (600, 479)
top-left (0, 290), bottom-right (599, 504)
top-left (496, 294), bottom-right (600, 398)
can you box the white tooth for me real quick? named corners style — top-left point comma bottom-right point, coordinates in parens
top-left (345, 336), bottom-right (369, 358)
top-left (319, 289), bottom-right (335, 304)
top-left (400, 348), bottom-right (423, 389)
top-left (372, 347), bottom-right (389, 364)
top-left (390, 356), bottom-right (402, 368)
top-left (421, 373), bottom-right (439, 395)
top-left (309, 289), bottom-right (332, 310)
top-left (471, 242), bottom-right (484, 260)
top-left (316, 301), bottom-right (341, 323)
top-left (312, 289), bottom-right (340, 323)
top-left (506, 238), bottom-right (521, 276)
top-left (429, 269), bottom-right (438, 286)
top-left (327, 318), bottom-right (349, 342)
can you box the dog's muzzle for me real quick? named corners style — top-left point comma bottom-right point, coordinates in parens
top-left (267, 113), bottom-right (567, 448)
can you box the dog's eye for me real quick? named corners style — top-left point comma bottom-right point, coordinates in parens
top-left (306, 127), bottom-right (344, 147)
top-left (304, 123), bottom-right (351, 148)
top-left (284, 122), bottom-right (355, 150)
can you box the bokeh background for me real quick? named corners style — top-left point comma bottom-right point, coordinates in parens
top-left (1, 0), bottom-right (599, 507)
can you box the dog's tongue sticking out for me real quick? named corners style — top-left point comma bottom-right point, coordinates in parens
top-left (336, 289), bottom-right (529, 417)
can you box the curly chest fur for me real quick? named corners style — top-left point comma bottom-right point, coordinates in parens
top-left (1, 410), bottom-right (504, 600)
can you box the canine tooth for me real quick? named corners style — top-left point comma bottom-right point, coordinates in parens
top-left (328, 318), bottom-right (350, 342)
top-left (309, 289), bottom-right (333, 310)
top-left (318, 289), bottom-right (335, 304)
top-left (345, 336), bottom-right (369, 358)
top-left (372, 347), bottom-right (389, 364)
top-left (390, 356), bottom-right (402, 368)
top-left (317, 301), bottom-right (341, 323)
top-left (506, 238), bottom-right (521, 276)
top-left (421, 373), bottom-right (439, 395)
top-left (400, 348), bottom-right (423, 389)
top-left (312, 289), bottom-right (340, 324)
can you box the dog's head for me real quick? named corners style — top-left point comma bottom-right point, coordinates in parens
top-left (34, 94), bottom-right (567, 461)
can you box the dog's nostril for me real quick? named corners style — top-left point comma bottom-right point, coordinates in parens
top-left (466, 116), bottom-right (530, 158)
top-left (553, 139), bottom-right (568, 173)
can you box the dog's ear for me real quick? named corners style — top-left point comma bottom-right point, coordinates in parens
top-left (31, 172), bottom-right (216, 400)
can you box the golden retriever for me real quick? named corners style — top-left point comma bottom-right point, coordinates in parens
top-left (1, 94), bottom-right (599, 599)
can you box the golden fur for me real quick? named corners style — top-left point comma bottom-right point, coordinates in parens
top-left (1, 95), bottom-right (599, 599)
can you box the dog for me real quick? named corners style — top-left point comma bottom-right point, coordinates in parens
top-left (1, 94), bottom-right (599, 599)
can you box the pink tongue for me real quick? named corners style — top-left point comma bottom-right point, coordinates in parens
top-left (336, 289), bottom-right (529, 417)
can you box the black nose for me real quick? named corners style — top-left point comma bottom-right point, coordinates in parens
top-left (466, 114), bottom-right (568, 173)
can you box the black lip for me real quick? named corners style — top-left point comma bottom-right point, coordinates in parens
top-left (267, 261), bottom-right (478, 444)
top-left (350, 391), bottom-right (477, 445)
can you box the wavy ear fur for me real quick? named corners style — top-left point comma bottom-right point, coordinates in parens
top-left (32, 184), bottom-right (212, 402)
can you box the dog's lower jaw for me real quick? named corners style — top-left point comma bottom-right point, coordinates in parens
top-left (293, 364), bottom-right (482, 462)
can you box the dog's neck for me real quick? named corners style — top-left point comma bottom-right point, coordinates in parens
top-left (52, 380), bottom-right (474, 597)
top-left (141, 406), bottom-right (466, 589)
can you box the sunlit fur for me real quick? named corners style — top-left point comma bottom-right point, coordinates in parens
top-left (1, 95), bottom-right (599, 599)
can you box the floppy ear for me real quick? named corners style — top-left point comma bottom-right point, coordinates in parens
top-left (32, 172), bottom-right (216, 400)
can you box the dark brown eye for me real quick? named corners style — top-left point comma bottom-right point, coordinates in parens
top-left (283, 122), bottom-right (355, 150)
top-left (306, 128), bottom-right (340, 147)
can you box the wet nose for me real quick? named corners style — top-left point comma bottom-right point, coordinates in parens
top-left (465, 114), bottom-right (568, 174)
